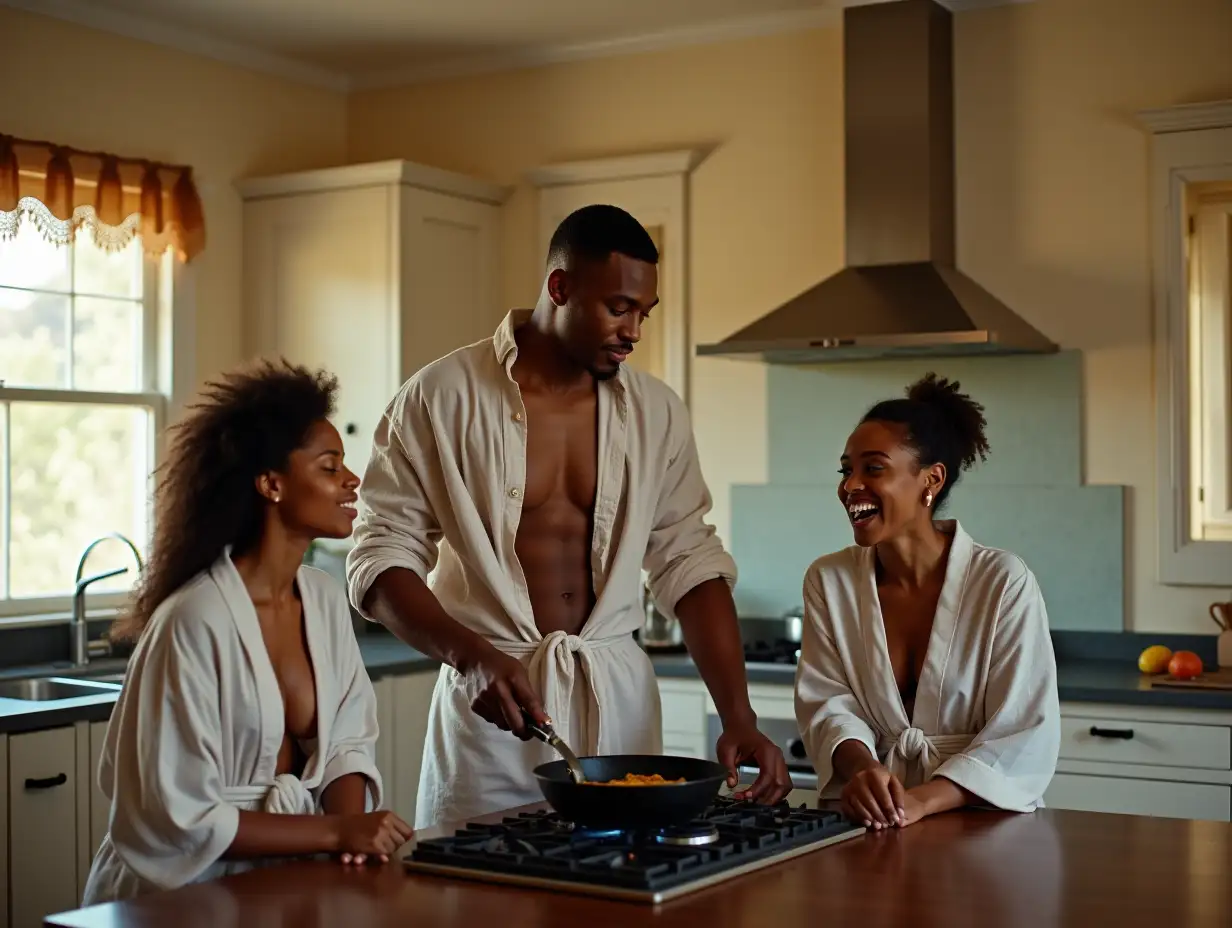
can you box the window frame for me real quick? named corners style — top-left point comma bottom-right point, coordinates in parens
top-left (1140, 100), bottom-right (1232, 585)
top-left (1190, 193), bottom-right (1232, 541)
top-left (0, 242), bottom-right (195, 624)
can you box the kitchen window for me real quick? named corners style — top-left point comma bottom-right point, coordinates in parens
top-left (1141, 101), bottom-right (1232, 586)
top-left (1189, 187), bottom-right (1232, 543)
top-left (0, 221), bottom-right (169, 619)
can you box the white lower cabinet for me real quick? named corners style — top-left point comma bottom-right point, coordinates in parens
top-left (86, 722), bottom-right (109, 867)
top-left (374, 668), bottom-right (437, 826)
top-left (658, 678), bottom-right (707, 758)
top-left (656, 677), bottom-right (798, 760)
top-left (9, 727), bottom-right (79, 928)
top-left (1046, 701), bottom-right (1232, 822)
top-left (1045, 772), bottom-right (1231, 821)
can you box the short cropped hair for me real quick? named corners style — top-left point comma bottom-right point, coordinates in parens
top-left (546, 204), bottom-right (659, 269)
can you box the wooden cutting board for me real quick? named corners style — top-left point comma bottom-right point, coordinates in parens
top-left (1149, 668), bottom-right (1232, 690)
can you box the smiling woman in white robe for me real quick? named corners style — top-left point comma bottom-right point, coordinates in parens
top-left (85, 555), bottom-right (383, 900)
top-left (82, 361), bottom-right (411, 905)
top-left (794, 374), bottom-right (1061, 829)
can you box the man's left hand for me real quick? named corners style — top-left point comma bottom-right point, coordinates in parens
top-left (715, 722), bottom-right (793, 804)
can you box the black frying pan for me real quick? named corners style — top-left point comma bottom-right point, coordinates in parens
top-left (532, 754), bottom-right (731, 829)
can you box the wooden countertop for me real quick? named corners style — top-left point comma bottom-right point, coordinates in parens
top-left (46, 802), bottom-right (1232, 928)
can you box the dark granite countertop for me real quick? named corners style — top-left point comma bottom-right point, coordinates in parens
top-left (3, 629), bottom-right (1230, 736)
top-left (650, 653), bottom-right (1232, 712)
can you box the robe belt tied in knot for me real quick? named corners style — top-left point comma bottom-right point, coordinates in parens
top-left (881, 728), bottom-right (975, 784)
top-left (222, 773), bottom-right (315, 814)
top-left (495, 631), bottom-right (630, 757)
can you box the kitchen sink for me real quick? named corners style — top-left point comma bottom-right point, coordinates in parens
top-left (76, 670), bottom-right (126, 684)
top-left (0, 677), bottom-right (123, 702)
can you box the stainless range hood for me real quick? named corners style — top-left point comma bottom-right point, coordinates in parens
top-left (696, 0), bottom-right (1056, 364)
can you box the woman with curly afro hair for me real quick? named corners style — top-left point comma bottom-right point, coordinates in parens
top-left (83, 360), bottom-right (412, 905)
top-left (795, 373), bottom-right (1060, 832)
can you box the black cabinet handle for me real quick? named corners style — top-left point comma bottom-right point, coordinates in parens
top-left (24, 773), bottom-right (67, 790)
top-left (1089, 726), bottom-right (1134, 740)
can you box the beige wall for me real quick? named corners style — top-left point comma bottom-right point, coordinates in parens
top-left (349, 0), bottom-right (1232, 633)
top-left (1, 7), bottom-right (347, 389)
top-left (6, 0), bottom-right (1230, 632)
top-left (350, 25), bottom-right (845, 602)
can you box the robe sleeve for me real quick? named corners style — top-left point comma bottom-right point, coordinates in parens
top-left (642, 387), bottom-right (737, 619)
top-left (932, 559), bottom-right (1061, 812)
top-left (319, 582), bottom-right (384, 812)
top-left (106, 605), bottom-right (239, 889)
top-left (347, 383), bottom-right (444, 619)
top-left (794, 564), bottom-right (880, 794)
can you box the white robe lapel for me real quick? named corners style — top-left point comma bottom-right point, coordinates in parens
top-left (295, 566), bottom-right (332, 787)
top-left (210, 550), bottom-right (287, 786)
top-left (910, 524), bottom-right (973, 733)
top-left (856, 547), bottom-right (910, 735)
top-left (860, 524), bottom-right (978, 784)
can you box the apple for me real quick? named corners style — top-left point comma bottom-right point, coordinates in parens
top-left (1168, 650), bottom-right (1204, 680)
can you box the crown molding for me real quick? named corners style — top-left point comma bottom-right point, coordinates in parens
top-left (528, 149), bottom-right (706, 188)
top-left (941, 0), bottom-right (1034, 11)
top-left (235, 159), bottom-right (512, 204)
top-left (1137, 100), bottom-right (1232, 135)
top-left (5, 0), bottom-right (1037, 95)
top-left (0, 0), bottom-right (350, 92)
top-left (352, 7), bottom-right (839, 90)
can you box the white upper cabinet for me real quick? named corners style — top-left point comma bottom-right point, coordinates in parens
top-left (239, 160), bottom-right (510, 478)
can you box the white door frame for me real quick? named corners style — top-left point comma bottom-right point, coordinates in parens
top-left (529, 150), bottom-right (702, 406)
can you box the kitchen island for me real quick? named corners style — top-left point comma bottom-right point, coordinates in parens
top-left (44, 796), bottom-right (1232, 927)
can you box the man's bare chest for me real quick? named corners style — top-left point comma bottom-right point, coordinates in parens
top-left (519, 392), bottom-right (599, 512)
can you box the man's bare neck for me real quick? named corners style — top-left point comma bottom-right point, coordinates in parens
top-left (511, 309), bottom-right (594, 396)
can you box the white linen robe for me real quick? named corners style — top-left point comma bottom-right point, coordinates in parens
top-left (794, 520), bottom-right (1060, 812)
top-left (346, 309), bottom-right (737, 828)
top-left (82, 552), bottom-right (383, 905)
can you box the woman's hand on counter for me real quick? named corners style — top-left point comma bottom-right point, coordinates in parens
top-left (333, 810), bottom-right (414, 865)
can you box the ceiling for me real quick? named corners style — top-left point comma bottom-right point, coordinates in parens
top-left (7, 0), bottom-right (1026, 91)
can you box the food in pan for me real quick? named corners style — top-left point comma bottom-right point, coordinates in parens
top-left (595, 773), bottom-right (687, 786)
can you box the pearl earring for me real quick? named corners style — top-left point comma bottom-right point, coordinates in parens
top-left (273, 494), bottom-right (281, 503)
top-left (924, 491), bottom-right (933, 508)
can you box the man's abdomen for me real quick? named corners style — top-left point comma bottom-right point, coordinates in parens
top-left (515, 499), bottom-right (597, 636)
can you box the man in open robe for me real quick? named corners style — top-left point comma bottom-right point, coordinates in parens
top-left (83, 553), bottom-right (382, 902)
top-left (794, 521), bottom-right (1061, 820)
top-left (347, 204), bottom-right (790, 828)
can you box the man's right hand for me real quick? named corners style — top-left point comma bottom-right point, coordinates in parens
top-left (464, 645), bottom-right (548, 739)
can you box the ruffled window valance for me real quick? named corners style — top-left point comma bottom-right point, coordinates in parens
top-left (0, 134), bottom-right (205, 263)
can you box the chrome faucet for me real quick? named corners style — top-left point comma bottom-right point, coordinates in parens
top-left (73, 533), bottom-right (144, 667)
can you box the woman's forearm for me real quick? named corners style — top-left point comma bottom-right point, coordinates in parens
top-left (322, 773), bottom-right (371, 815)
top-left (225, 812), bottom-right (341, 860)
top-left (909, 776), bottom-right (975, 818)
top-left (832, 739), bottom-right (881, 780)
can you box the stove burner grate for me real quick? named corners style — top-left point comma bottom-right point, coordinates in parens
top-left (408, 794), bottom-right (857, 896)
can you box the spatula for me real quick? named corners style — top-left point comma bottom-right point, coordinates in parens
top-left (523, 710), bottom-right (587, 784)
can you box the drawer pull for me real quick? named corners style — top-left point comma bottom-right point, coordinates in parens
top-left (24, 773), bottom-right (67, 790)
top-left (1089, 726), bottom-right (1134, 740)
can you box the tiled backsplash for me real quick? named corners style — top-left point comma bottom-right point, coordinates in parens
top-left (728, 351), bottom-right (1127, 632)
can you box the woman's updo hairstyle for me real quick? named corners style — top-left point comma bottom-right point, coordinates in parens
top-left (859, 372), bottom-right (990, 512)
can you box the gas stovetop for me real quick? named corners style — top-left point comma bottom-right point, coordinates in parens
top-left (404, 795), bottom-right (864, 904)
top-left (743, 639), bottom-right (801, 665)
